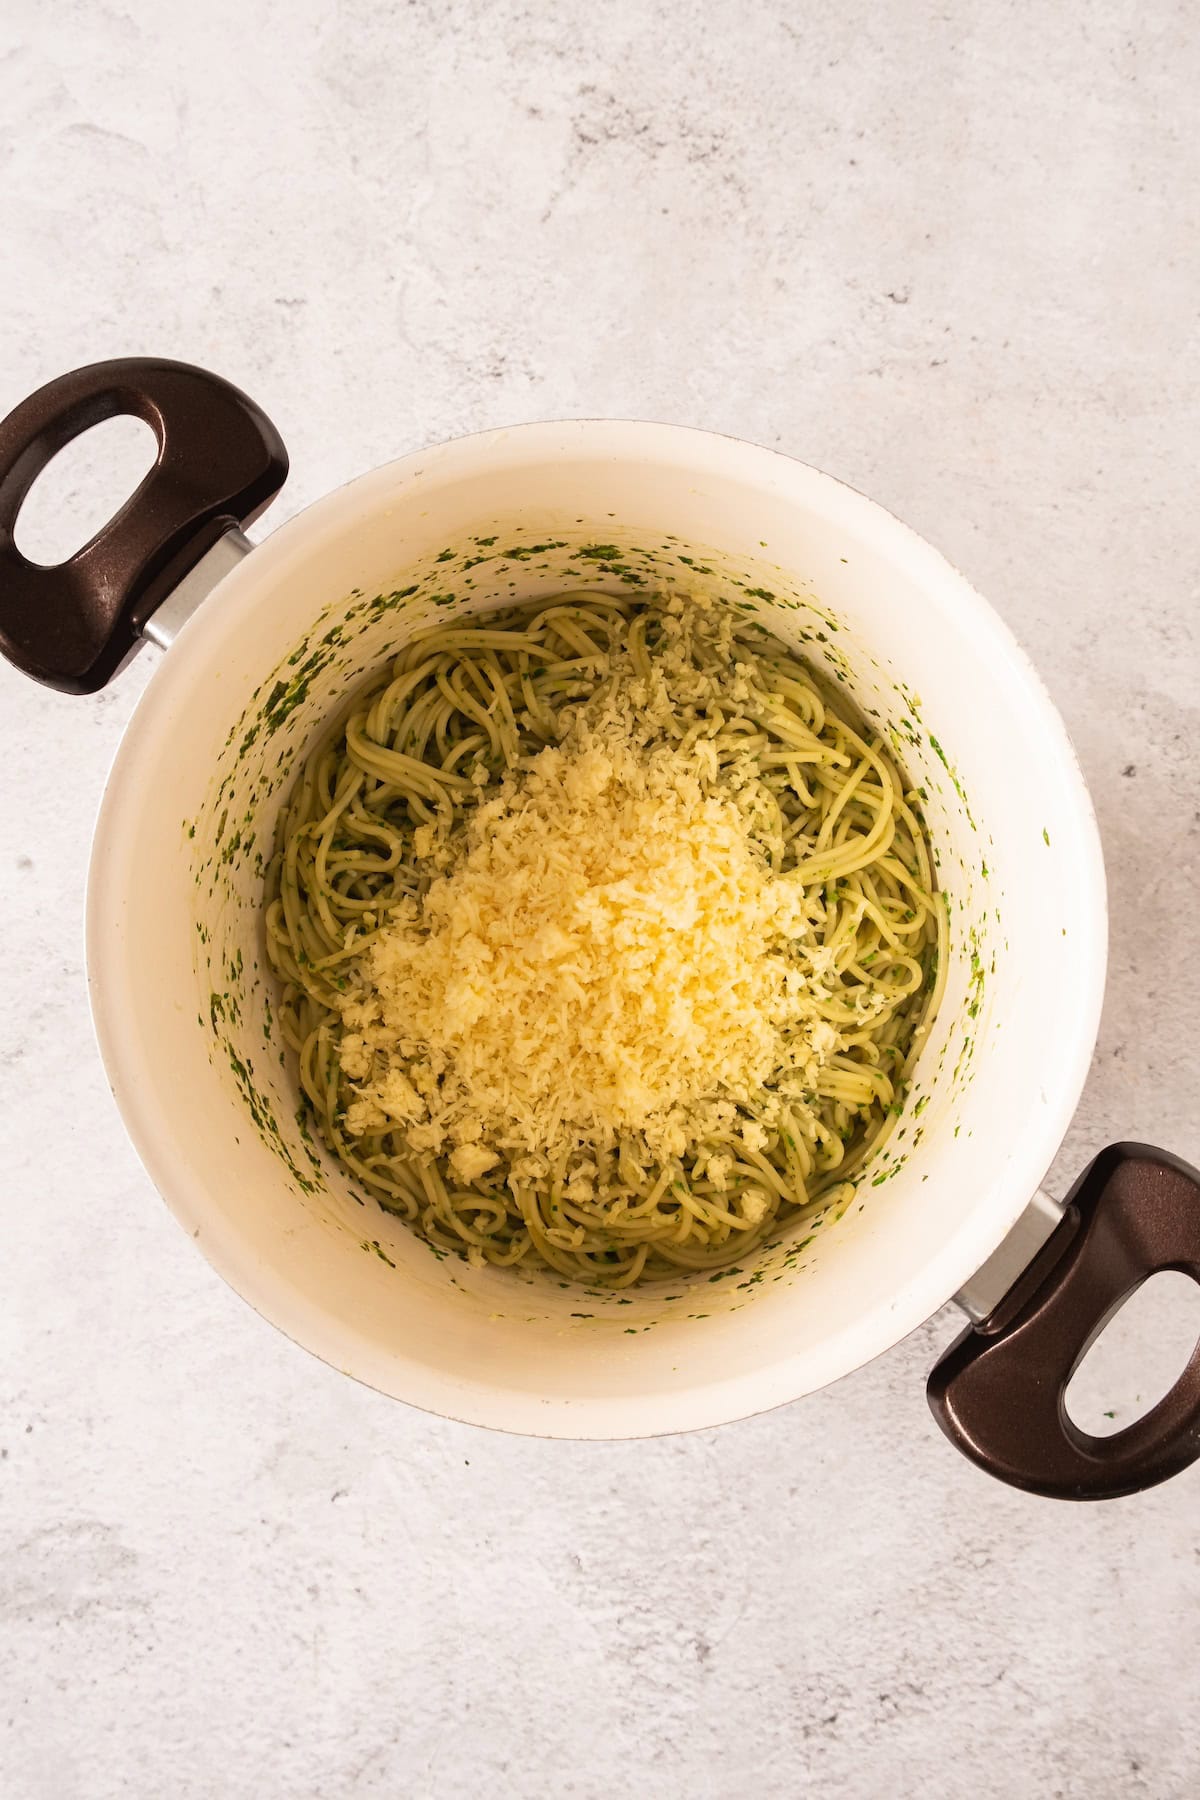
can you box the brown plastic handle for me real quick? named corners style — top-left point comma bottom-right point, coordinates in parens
top-left (929, 1143), bottom-right (1200, 1499)
top-left (0, 358), bottom-right (288, 693)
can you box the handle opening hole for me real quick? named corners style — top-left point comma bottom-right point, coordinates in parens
top-left (15, 415), bottom-right (158, 566)
top-left (1065, 1270), bottom-right (1200, 1437)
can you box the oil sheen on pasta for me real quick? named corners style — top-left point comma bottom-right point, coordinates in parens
top-left (265, 591), bottom-right (946, 1286)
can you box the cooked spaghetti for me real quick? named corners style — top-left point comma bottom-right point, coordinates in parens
top-left (265, 591), bottom-right (945, 1286)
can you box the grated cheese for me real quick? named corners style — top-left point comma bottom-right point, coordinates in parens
top-left (338, 703), bottom-right (842, 1188)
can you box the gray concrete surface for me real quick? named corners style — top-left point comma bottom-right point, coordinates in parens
top-left (3, 2), bottom-right (1199, 1796)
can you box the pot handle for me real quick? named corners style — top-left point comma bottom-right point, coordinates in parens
top-left (0, 358), bottom-right (288, 694)
top-left (928, 1143), bottom-right (1200, 1499)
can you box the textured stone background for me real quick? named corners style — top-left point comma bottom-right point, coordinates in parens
top-left (3, 3), bottom-right (1199, 1796)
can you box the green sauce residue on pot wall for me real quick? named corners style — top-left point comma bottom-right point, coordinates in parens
top-left (185, 521), bottom-right (999, 1329)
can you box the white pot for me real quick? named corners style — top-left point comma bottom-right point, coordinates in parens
top-left (4, 359), bottom-right (1196, 1500)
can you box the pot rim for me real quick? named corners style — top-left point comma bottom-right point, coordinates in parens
top-left (85, 417), bottom-right (1108, 1437)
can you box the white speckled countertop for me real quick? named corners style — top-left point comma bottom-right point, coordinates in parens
top-left (3, 4), bottom-right (1200, 1796)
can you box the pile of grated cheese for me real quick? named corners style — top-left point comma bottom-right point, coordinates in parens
top-left (337, 681), bottom-right (844, 1191)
